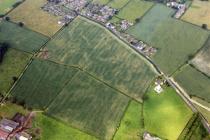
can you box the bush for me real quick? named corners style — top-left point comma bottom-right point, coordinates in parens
top-left (18, 22), bottom-right (24, 27)
top-left (202, 24), bottom-right (208, 29)
top-left (4, 16), bottom-right (10, 21)
top-left (0, 42), bottom-right (10, 63)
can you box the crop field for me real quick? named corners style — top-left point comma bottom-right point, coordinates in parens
top-left (44, 16), bottom-right (157, 102)
top-left (0, 0), bottom-right (22, 15)
top-left (174, 65), bottom-right (210, 102)
top-left (194, 104), bottom-right (210, 124)
top-left (191, 37), bottom-right (210, 77)
top-left (127, 4), bottom-right (209, 75)
top-left (0, 48), bottom-right (31, 96)
top-left (143, 86), bottom-right (193, 139)
top-left (182, 0), bottom-right (210, 29)
top-left (92, 0), bottom-right (111, 5)
top-left (47, 71), bottom-right (129, 140)
top-left (114, 101), bottom-right (143, 140)
top-left (0, 20), bottom-right (48, 53)
top-left (8, 0), bottom-right (62, 37)
top-left (107, 0), bottom-right (130, 9)
top-left (11, 59), bottom-right (78, 109)
top-left (116, 0), bottom-right (153, 22)
top-left (33, 113), bottom-right (98, 140)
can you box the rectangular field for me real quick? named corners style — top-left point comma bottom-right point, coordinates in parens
top-left (0, 48), bottom-right (31, 96)
top-left (116, 0), bottom-right (153, 22)
top-left (0, 0), bottom-right (22, 15)
top-left (107, 0), bottom-right (130, 9)
top-left (182, 0), bottom-right (210, 29)
top-left (33, 113), bottom-right (98, 140)
top-left (127, 4), bottom-right (209, 75)
top-left (8, 0), bottom-right (62, 37)
top-left (47, 71), bottom-right (129, 140)
top-left (0, 21), bottom-right (48, 53)
top-left (174, 65), bottom-right (210, 102)
top-left (11, 59), bottom-right (78, 109)
top-left (114, 101), bottom-right (143, 140)
top-left (191, 37), bottom-right (210, 77)
top-left (44, 16), bottom-right (157, 102)
top-left (143, 86), bottom-right (193, 139)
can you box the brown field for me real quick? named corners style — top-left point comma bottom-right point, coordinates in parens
top-left (8, 0), bottom-right (62, 37)
top-left (182, 0), bottom-right (210, 29)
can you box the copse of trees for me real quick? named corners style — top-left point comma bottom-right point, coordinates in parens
top-left (0, 42), bottom-right (10, 63)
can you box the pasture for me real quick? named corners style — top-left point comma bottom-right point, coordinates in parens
top-left (116, 0), bottom-right (153, 22)
top-left (0, 0), bottom-right (22, 15)
top-left (114, 101), bottom-right (143, 140)
top-left (11, 59), bottom-right (78, 109)
top-left (174, 65), bottom-right (210, 102)
top-left (108, 0), bottom-right (130, 9)
top-left (33, 113), bottom-right (98, 140)
top-left (0, 21), bottom-right (48, 53)
top-left (182, 0), bottom-right (210, 29)
top-left (44, 16), bottom-right (157, 102)
top-left (0, 48), bottom-right (31, 96)
top-left (191, 37), bottom-right (210, 77)
top-left (8, 0), bottom-right (62, 37)
top-left (47, 71), bottom-right (129, 140)
top-left (127, 4), bottom-right (209, 75)
top-left (143, 86), bottom-right (193, 139)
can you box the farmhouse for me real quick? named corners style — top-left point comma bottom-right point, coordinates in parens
top-left (0, 113), bottom-right (32, 140)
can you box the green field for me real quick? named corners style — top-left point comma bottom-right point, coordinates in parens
top-left (108, 0), bottom-right (130, 9)
top-left (127, 4), bottom-right (209, 75)
top-left (0, 48), bottom-right (31, 96)
top-left (0, 102), bottom-right (28, 119)
top-left (47, 71), bottom-right (129, 140)
top-left (114, 101), bottom-right (143, 140)
top-left (0, 21), bottom-right (48, 53)
top-left (143, 86), bottom-right (193, 139)
top-left (45, 16), bottom-right (157, 102)
top-left (174, 65), bottom-right (210, 102)
top-left (0, 0), bottom-right (22, 15)
top-left (33, 113), bottom-right (98, 140)
top-left (11, 59), bottom-right (78, 109)
top-left (116, 0), bottom-right (153, 22)
top-left (191, 37), bottom-right (210, 77)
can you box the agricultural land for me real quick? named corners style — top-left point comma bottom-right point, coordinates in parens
top-left (127, 4), bottom-right (209, 75)
top-left (0, 0), bottom-right (210, 139)
top-left (8, 0), bottom-right (62, 36)
top-left (182, 0), bottom-right (210, 29)
top-left (0, 20), bottom-right (48, 53)
top-left (143, 85), bottom-right (193, 139)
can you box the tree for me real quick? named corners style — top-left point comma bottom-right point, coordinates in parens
top-left (0, 42), bottom-right (10, 63)
top-left (135, 18), bottom-right (141, 23)
top-left (12, 76), bottom-right (18, 83)
top-left (4, 16), bottom-right (10, 21)
top-left (18, 22), bottom-right (24, 27)
top-left (202, 24), bottom-right (208, 29)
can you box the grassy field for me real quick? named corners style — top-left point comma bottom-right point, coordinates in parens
top-left (11, 59), bottom-right (78, 109)
top-left (143, 85), bottom-right (193, 140)
top-left (33, 113), bottom-right (98, 140)
top-left (47, 71), bottom-right (129, 140)
top-left (107, 0), bottom-right (130, 9)
top-left (114, 101), bottom-right (143, 140)
top-left (0, 0), bottom-right (22, 15)
top-left (174, 65), bottom-right (210, 102)
top-left (45, 16), bottom-right (156, 102)
top-left (182, 0), bottom-right (210, 29)
top-left (127, 4), bottom-right (209, 75)
top-left (0, 48), bottom-right (31, 96)
top-left (8, 0), bottom-right (62, 37)
top-left (116, 0), bottom-right (153, 22)
top-left (0, 102), bottom-right (28, 119)
top-left (92, 0), bottom-right (111, 5)
top-left (0, 20), bottom-right (48, 53)
top-left (191, 37), bottom-right (210, 77)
